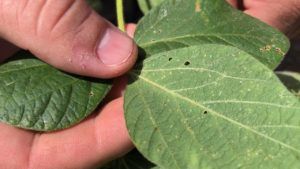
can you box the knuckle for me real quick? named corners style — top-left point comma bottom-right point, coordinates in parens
top-left (16, 0), bottom-right (91, 38)
top-left (47, 0), bottom-right (92, 39)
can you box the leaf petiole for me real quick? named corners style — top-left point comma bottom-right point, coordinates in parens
top-left (116, 0), bottom-right (125, 32)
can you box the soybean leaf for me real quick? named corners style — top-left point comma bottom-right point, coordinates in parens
top-left (137, 0), bottom-right (164, 14)
top-left (135, 0), bottom-right (289, 69)
top-left (125, 45), bottom-right (300, 169)
top-left (100, 149), bottom-right (159, 169)
top-left (0, 53), bottom-right (111, 131)
top-left (277, 71), bottom-right (300, 99)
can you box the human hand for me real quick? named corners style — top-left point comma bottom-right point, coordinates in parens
top-left (0, 0), bottom-right (138, 168)
top-left (0, 91), bottom-right (132, 169)
top-left (0, 24), bottom-right (137, 168)
top-left (227, 0), bottom-right (300, 39)
top-left (0, 0), bottom-right (137, 78)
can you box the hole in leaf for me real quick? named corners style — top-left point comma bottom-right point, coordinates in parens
top-left (184, 61), bottom-right (190, 66)
top-left (203, 111), bottom-right (208, 114)
top-left (168, 58), bottom-right (173, 61)
top-left (89, 91), bottom-right (94, 96)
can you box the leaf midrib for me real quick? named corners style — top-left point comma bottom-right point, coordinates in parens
top-left (136, 86), bottom-right (182, 169)
top-left (3, 79), bottom-right (81, 111)
top-left (139, 33), bottom-right (267, 48)
top-left (0, 63), bottom-right (45, 75)
top-left (130, 72), bottom-right (300, 154)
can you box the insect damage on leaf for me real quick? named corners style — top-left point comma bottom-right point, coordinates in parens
top-left (184, 61), bottom-right (190, 66)
top-left (259, 45), bottom-right (285, 56)
top-left (195, 0), bottom-right (201, 12)
top-left (135, 0), bottom-right (290, 70)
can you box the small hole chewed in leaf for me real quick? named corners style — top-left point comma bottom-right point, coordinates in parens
top-left (168, 57), bottom-right (173, 61)
top-left (184, 61), bottom-right (190, 66)
top-left (195, 0), bottom-right (201, 12)
top-left (89, 91), bottom-right (94, 96)
top-left (203, 111), bottom-right (208, 114)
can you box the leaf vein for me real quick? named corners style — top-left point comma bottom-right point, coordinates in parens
top-left (134, 73), bottom-right (300, 154)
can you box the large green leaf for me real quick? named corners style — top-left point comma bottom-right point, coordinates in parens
top-left (0, 53), bottom-right (110, 131)
top-left (137, 0), bottom-right (164, 14)
top-left (125, 45), bottom-right (300, 169)
top-left (134, 0), bottom-right (289, 69)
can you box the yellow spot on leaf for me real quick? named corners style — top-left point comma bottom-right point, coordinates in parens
top-left (275, 47), bottom-right (285, 56)
top-left (195, 1), bottom-right (201, 12)
top-left (260, 45), bottom-right (272, 52)
top-left (89, 91), bottom-right (94, 96)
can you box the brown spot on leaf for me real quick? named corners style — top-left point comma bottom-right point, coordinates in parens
top-left (195, 1), bottom-right (201, 12)
top-left (275, 47), bottom-right (285, 56)
top-left (260, 45), bottom-right (272, 52)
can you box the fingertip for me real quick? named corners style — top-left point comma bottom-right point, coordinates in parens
top-left (97, 28), bottom-right (135, 67)
top-left (126, 24), bottom-right (137, 38)
top-left (96, 40), bottom-right (138, 79)
top-left (99, 32), bottom-right (138, 78)
top-left (69, 22), bottom-right (138, 79)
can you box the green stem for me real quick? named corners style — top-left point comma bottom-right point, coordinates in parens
top-left (116, 0), bottom-right (125, 32)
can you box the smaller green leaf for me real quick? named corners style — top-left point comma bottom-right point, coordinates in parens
top-left (0, 52), bottom-right (111, 131)
top-left (135, 0), bottom-right (290, 69)
top-left (137, 0), bottom-right (164, 14)
top-left (277, 71), bottom-right (300, 99)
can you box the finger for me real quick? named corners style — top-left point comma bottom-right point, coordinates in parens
top-left (243, 1), bottom-right (283, 29)
top-left (0, 123), bottom-right (34, 168)
top-left (0, 0), bottom-right (137, 78)
top-left (126, 23), bottom-right (137, 38)
top-left (28, 98), bottom-right (133, 169)
top-left (103, 24), bottom-right (137, 101)
top-left (0, 38), bottom-right (19, 62)
top-left (243, 0), bottom-right (300, 38)
top-left (104, 76), bottom-right (128, 102)
top-left (103, 24), bottom-right (137, 102)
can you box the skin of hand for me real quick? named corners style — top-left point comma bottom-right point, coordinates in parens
top-left (0, 24), bottom-right (137, 169)
top-left (0, 0), bottom-right (138, 78)
top-left (227, 0), bottom-right (300, 39)
top-left (0, 0), bottom-right (138, 168)
top-left (1, 0), bottom-right (300, 168)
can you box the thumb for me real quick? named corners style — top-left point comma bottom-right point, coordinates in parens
top-left (0, 0), bottom-right (137, 78)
